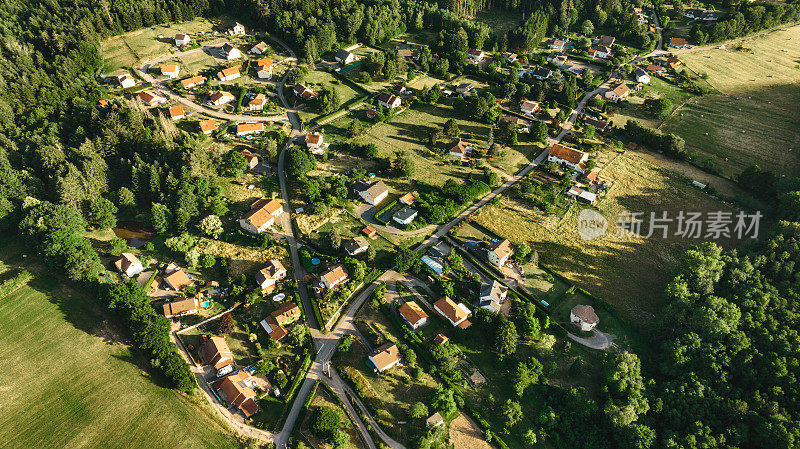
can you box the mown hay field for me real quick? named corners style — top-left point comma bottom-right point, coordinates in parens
top-left (663, 25), bottom-right (800, 177)
top-left (0, 245), bottom-right (233, 449)
top-left (473, 152), bottom-right (740, 330)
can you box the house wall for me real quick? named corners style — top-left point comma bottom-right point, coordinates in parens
top-left (238, 217), bottom-right (272, 234)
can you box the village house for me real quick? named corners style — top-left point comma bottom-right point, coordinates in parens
top-left (221, 43), bottom-right (242, 60)
top-left (198, 119), bottom-right (216, 134)
top-left (599, 35), bottom-right (616, 46)
top-left (362, 226), bottom-right (377, 239)
top-left (505, 52), bottom-right (518, 63)
top-left (368, 343), bottom-right (402, 374)
top-left (162, 263), bottom-right (194, 291)
top-left (163, 296), bottom-right (200, 318)
top-left (242, 148), bottom-right (259, 169)
top-left (238, 197), bottom-right (282, 233)
top-left (529, 66), bottom-right (552, 80)
top-left (256, 259), bottom-right (287, 291)
top-left (293, 83), bottom-right (318, 100)
top-left (305, 132), bottom-right (326, 155)
top-left (320, 264), bottom-right (349, 290)
top-left (180, 75), bottom-right (205, 89)
top-left (117, 73), bottom-right (136, 89)
top-left (635, 67), bottom-right (651, 84)
top-left (433, 333), bottom-right (449, 345)
top-left (434, 296), bottom-right (472, 329)
top-left (398, 301), bottom-right (428, 330)
top-left (200, 336), bottom-right (235, 371)
top-left (584, 116), bottom-right (610, 133)
top-left (449, 140), bottom-right (472, 160)
top-left (344, 236), bottom-right (370, 256)
top-left (478, 280), bottom-right (508, 314)
top-left (260, 316), bottom-right (288, 341)
top-left (166, 104), bottom-right (185, 120)
top-left (229, 22), bottom-right (246, 35)
top-left (272, 302), bottom-right (301, 326)
top-left (455, 82), bottom-right (473, 94)
top-left (160, 64), bottom-right (180, 79)
top-left (235, 122), bottom-right (264, 136)
top-left (548, 143), bottom-right (588, 173)
top-left (335, 49), bottom-right (357, 65)
top-left (567, 186), bottom-right (598, 205)
top-left (212, 370), bottom-right (259, 418)
top-left (486, 239), bottom-right (513, 267)
top-left (666, 56), bottom-right (682, 70)
top-left (250, 41), bottom-right (269, 55)
top-left (138, 91), bottom-right (166, 107)
top-left (114, 253), bottom-right (143, 277)
top-left (377, 93), bottom-right (402, 109)
top-left (209, 90), bottom-right (235, 106)
top-left (358, 180), bottom-right (389, 206)
top-left (217, 66), bottom-right (241, 81)
top-left (684, 8), bottom-right (719, 21)
top-left (399, 191), bottom-right (417, 206)
top-left (393, 207), bottom-right (418, 225)
top-left (604, 82), bottom-right (630, 102)
top-left (247, 93), bottom-right (268, 111)
top-left (256, 59), bottom-right (273, 79)
top-left (468, 49), bottom-right (485, 62)
top-left (547, 38), bottom-right (568, 51)
top-left (646, 63), bottom-right (666, 75)
top-left (365, 108), bottom-right (377, 120)
top-left (546, 52), bottom-right (568, 65)
top-left (571, 304), bottom-right (600, 331)
top-left (520, 100), bottom-right (540, 117)
top-left (427, 413), bottom-right (444, 428)
top-left (393, 84), bottom-right (408, 96)
top-left (588, 45), bottom-right (612, 60)
top-left (174, 33), bottom-right (190, 46)
top-left (669, 37), bottom-right (688, 49)
top-left (398, 48), bottom-right (419, 62)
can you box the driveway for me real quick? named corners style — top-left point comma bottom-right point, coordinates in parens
top-left (566, 328), bottom-right (616, 350)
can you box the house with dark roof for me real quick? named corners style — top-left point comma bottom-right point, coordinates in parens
top-left (335, 49), bottom-right (357, 65)
top-left (344, 236), bottom-right (370, 256)
top-left (570, 304), bottom-right (599, 331)
top-left (478, 280), bottom-right (508, 314)
top-left (393, 207), bottom-right (418, 225)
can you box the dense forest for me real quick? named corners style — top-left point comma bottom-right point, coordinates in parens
top-left (2, 0), bottom-right (800, 447)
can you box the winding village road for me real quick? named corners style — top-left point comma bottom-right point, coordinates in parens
top-left (159, 22), bottom-right (794, 447)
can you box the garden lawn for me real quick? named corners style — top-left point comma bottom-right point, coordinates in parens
top-left (180, 50), bottom-right (219, 75)
top-left (352, 104), bottom-right (487, 186)
top-left (473, 151), bottom-right (741, 332)
top-left (0, 245), bottom-right (233, 449)
top-left (663, 24), bottom-right (800, 177)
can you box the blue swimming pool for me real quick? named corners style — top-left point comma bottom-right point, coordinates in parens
top-left (200, 300), bottom-right (211, 308)
top-left (311, 258), bottom-right (321, 265)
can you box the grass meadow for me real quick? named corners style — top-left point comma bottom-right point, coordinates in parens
top-left (299, 387), bottom-right (366, 449)
top-left (0, 242), bottom-right (234, 449)
top-left (101, 18), bottom-right (216, 71)
top-left (663, 24), bottom-right (800, 177)
top-left (472, 151), bottom-right (741, 332)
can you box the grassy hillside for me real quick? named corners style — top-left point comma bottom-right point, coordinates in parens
top-left (0, 243), bottom-right (235, 449)
top-left (664, 24), bottom-right (800, 177)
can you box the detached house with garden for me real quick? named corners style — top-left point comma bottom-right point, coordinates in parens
top-left (239, 198), bottom-right (283, 234)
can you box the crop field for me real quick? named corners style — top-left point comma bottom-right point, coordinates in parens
top-left (101, 18), bottom-right (216, 71)
top-left (489, 141), bottom-right (546, 175)
top-left (179, 50), bottom-right (219, 75)
top-left (472, 152), bottom-right (741, 330)
top-left (0, 244), bottom-right (233, 449)
top-left (662, 24), bottom-right (800, 177)
top-left (352, 104), bottom-right (487, 187)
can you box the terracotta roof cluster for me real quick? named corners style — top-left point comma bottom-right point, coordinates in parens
top-left (200, 336), bottom-right (234, 370)
top-left (163, 297), bottom-right (200, 317)
top-left (212, 370), bottom-right (259, 417)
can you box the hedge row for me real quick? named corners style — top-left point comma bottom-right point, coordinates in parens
top-left (306, 285), bottom-right (325, 332)
top-left (373, 199), bottom-right (398, 225)
top-left (284, 351), bottom-right (314, 404)
top-left (0, 270), bottom-right (32, 298)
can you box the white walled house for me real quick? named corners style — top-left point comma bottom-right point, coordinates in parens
top-left (547, 144), bottom-right (589, 173)
top-left (174, 33), bottom-right (190, 46)
top-left (487, 239), bottom-right (513, 267)
top-left (238, 198), bottom-right (283, 234)
top-left (358, 181), bottom-right (389, 206)
top-left (571, 305), bottom-right (599, 331)
top-left (114, 253), bottom-right (143, 277)
top-left (229, 22), bottom-right (245, 35)
top-left (434, 296), bottom-right (471, 329)
top-left (256, 260), bottom-right (287, 290)
top-left (117, 74), bottom-right (136, 89)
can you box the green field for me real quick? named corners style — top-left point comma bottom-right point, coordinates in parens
top-left (0, 244), bottom-right (234, 449)
top-left (101, 18), bottom-right (217, 71)
top-left (180, 50), bottom-right (220, 75)
top-left (352, 103), bottom-right (487, 187)
top-left (473, 151), bottom-right (740, 331)
top-left (296, 69), bottom-right (364, 121)
top-left (663, 24), bottom-right (800, 177)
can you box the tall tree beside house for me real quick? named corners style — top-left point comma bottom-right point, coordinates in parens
top-left (88, 197), bottom-right (118, 230)
top-left (495, 318), bottom-right (518, 356)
